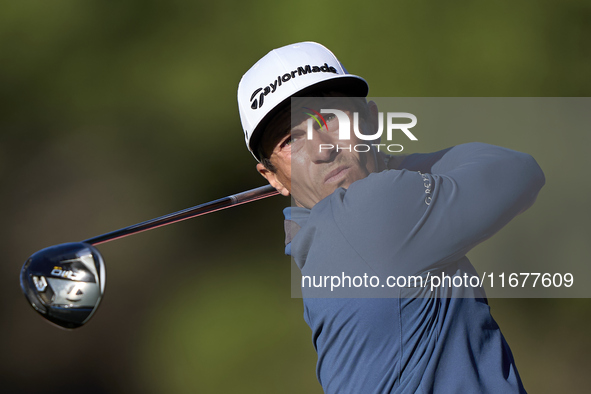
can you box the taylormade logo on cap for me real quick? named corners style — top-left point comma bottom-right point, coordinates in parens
top-left (238, 42), bottom-right (368, 161)
top-left (250, 63), bottom-right (338, 110)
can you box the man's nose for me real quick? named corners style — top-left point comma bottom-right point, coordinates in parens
top-left (307, 129), bottom-right (339, 163)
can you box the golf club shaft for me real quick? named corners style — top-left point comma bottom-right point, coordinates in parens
top-left (83, 185), bottom-right (279, 246)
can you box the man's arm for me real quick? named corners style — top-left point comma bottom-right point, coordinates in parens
top-left (335, 142), bottom-right (546, 273)
top-left (400, 143), bottom-right (545, 216)
top-left (424, 143), bottom-right (544, 257)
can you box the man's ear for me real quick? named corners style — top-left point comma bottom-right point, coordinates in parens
top-left (256, 163), bottom-right (290, 197)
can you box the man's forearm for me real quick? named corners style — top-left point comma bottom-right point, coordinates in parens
top-left (398, 142), bottom-right (545, 260)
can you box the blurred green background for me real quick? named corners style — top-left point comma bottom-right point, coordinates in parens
top-left (1, 1), bottom-right (590, 393)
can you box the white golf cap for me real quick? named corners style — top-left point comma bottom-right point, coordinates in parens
top-left (237, 42), bottom-right (368, 161)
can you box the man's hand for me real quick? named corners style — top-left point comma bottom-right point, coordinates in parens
top-left (380, 152), bottom-right (408, 170)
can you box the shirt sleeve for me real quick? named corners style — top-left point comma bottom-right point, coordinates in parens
top-left (331, 142), bottom-right (546, 275)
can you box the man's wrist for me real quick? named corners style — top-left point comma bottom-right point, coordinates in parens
top-left (380, 152), bottom-right (408, 170)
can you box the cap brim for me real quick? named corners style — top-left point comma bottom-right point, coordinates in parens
top-left (249, 74), bottom-right (368, 161)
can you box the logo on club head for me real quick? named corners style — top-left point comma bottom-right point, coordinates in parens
top-left (51, 264), bottom-right (87, 281)
top-left (33, 276), bottom-right (47, 292)
top-left (65, 283), bottom-right (85, 302)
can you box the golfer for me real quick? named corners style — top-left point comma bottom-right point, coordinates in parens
top-left (237, 42), bottom-right (544, 393)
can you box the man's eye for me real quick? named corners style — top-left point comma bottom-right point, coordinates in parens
top-left (281, 131), bottom-right (306, 151)
top-left (280, 137), bottom-right (292, 148)
top-left (324, 114), bottom-right (336, 122)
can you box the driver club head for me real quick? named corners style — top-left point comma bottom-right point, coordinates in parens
top-left (20, 242), bottom-right (106, 329)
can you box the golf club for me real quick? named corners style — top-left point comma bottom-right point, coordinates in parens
top-left (20, 184), bottom-right (279, 329)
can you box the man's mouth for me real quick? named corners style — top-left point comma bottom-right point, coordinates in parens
top-left (324, 166), bottom-right (350, 184)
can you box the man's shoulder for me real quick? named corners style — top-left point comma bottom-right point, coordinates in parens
top-left (300, 169), bottom-right (431, 234)
top-left (341, 168), bottom-right (428, 207)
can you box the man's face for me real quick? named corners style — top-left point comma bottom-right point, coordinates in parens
top-left (257, 96), bottom-right (384, 209)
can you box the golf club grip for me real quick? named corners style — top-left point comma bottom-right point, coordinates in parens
top-left (83, 185), bottom-right (279, 246)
